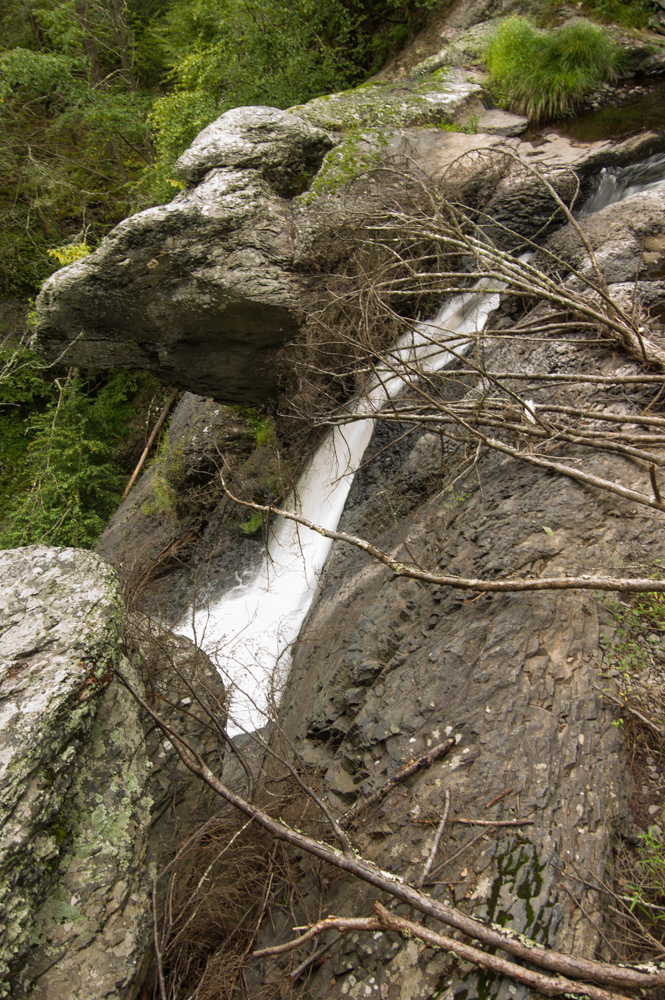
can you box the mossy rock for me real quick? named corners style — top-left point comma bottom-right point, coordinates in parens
top-left (292, 67), bottom-right (484, 133)
top-left (0, 546), bottom-right (125, 994)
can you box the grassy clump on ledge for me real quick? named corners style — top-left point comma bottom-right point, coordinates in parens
top-left (485, 16), bottom-right (623, 123)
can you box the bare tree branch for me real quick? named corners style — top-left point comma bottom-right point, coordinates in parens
top-left (222, 483), bottom-right (665, 594)
top-left (415, 788), bottom-right (450, 889)
top-left (115, 668), bottom-right (665, 992)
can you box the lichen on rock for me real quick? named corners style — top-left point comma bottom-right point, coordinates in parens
top-left (0, 546), bottom-right (126, 993)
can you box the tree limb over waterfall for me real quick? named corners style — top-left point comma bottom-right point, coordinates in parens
top-left (222, 482), bottom-right (665, 593)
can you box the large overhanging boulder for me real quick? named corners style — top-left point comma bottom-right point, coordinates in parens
top-left (35, 108), bottom-right (334, 405)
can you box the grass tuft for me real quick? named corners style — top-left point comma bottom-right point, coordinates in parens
top-left (485, 16), bottom-right (623, 123)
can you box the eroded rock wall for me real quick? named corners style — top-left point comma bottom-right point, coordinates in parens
top-left (257, 193), bottom-right (665, 999)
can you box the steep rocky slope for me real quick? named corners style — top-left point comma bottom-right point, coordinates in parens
top-left (10, 4), bottom-right (665, 998)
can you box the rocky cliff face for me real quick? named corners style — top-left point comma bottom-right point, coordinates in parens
top-left (16, 7), bottom-right (665, 999)
top-left (237, 188), bottom-right (665, 999)
top-left (0, 547), bottom-right (227, 999)
top-left (275, 350), bottom-right (654, 1000)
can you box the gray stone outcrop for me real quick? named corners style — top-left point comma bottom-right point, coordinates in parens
top-left (174, 105), bottom-right (334, 189)
top-left (35, 109), bottom-right (333, 405)
top-left (291, 67), bottom-right (484, 132)
top-left (0, 546), bottom-right (150, 996)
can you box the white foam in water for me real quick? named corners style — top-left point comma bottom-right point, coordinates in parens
top-left (177, 154), bottom-right (665, 733)
top-left (177, 277), bottom-right (503, 734)
top-left (580, 151), bottom-right (665, 217)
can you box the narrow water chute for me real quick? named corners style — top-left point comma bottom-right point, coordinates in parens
top-left (178, 279), bottom-right (503, 733)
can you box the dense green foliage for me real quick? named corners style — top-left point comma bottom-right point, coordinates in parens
top-left (485, 16), bottom-right (623, 122)
top-left (1, 0), bottom-right (440, 284)
top-left (0, 0), bottom-right (156, 294)
top-left (0, 346), bottom-right (163, 548)
top-left (543, 0), bottom-right (654, 29)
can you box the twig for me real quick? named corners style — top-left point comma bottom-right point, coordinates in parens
top-left (426, 826), bottom-right (495, 880)
top-left (454, 817), bottom-right (535, 827)
top-left (254, 916), bottom-right (378, 958)
top-left (121, 387), bottom-right (179, 500)
top-left (152, 878), bottom-right (167, 1000)
top-left (484, 787), bottom-right (515, 809)
top-left (597, 687), bottom-right (663, 737)
top-left (258, 902), bottom-right (637, 1000)
top-left (416, 789), bottom-right (450, 889)
top-left (650, 464), bottom-right (663, 505)
top-left (340, 739), bottom-right (456, 829)
top-left (289, 937), bottom-right (340, 981)
top-left (374, 903), bottom-right (632, 1000)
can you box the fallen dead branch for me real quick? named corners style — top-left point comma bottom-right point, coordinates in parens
top-left (253, 902), bottom-right (637, 1000)
top-left (415, 788), bottom-right (450, 889)
top-left (222, 482), bottom-right (665, 594)
top-left (339, 737), bottom-right (456, 829)
top-left (117, 667), bottom-right (665, 994)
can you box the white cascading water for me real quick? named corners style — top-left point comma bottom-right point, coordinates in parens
top-left (580, 150), bottom-right (665, 216)
top-left (178, 150), bottom-right (665, 733)
top-left (178, 279), bottom-right (503, 733)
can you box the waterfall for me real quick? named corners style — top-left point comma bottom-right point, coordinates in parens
top-left (580, 150), bottom-right (665, 217)
top-left (178, 147), bottom-right (665, 733)
top-left (178, 280), bottom-right (502, 733)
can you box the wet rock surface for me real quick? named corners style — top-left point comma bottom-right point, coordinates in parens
top-left (95, 390), bottom-right (283, 620)
top-left (546, 186), bottom-right (665, 283)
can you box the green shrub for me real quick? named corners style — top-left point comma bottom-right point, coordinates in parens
top-left (485, 16), bottom-right (623, 122)
top-left (582, 0), bottom-right (652, 28)
top-left (0, 358), bottom-right (160, 549)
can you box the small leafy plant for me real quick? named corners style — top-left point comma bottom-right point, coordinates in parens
top-left (47, 243), bottom-right (91, 268)
top-left (485, 16), bottom-right (623, 123)
top-left (237, 511), bottom-right (266, 536)
top-left (630, 825), bottom-right (665, 924)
